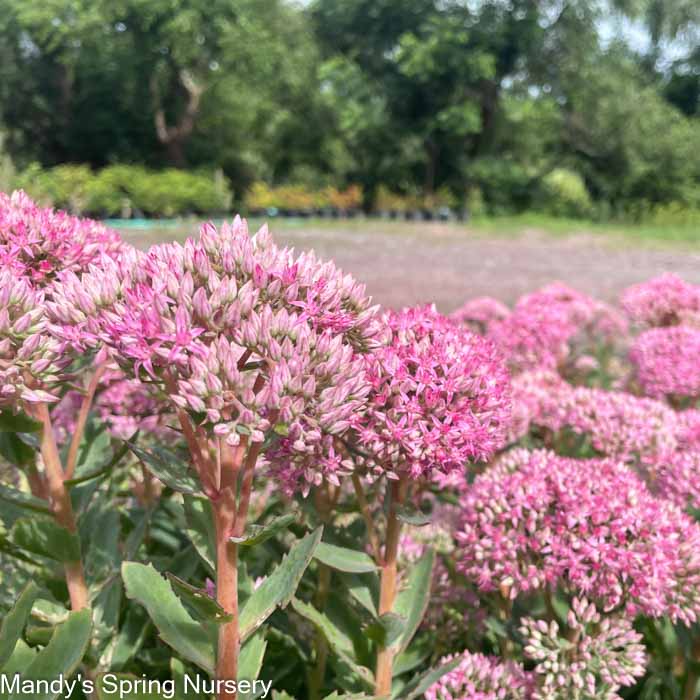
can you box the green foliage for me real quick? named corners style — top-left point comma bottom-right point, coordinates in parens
top-left (13, 165), bottom-right (232, 217)
top-left (537, 168), bottom-right (594, 219)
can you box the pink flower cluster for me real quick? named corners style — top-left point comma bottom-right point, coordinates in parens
top-left (0, 190), bottom-right (123, 285)
top-left (450, 296), bottom-right (510, 334)
top-left (355, 305), bottom-right (511, 481)
top-left (425, 651), bottom-right (534, 700)
top-left (427, 600), bottom-right (646, 700)
top-left (510, 371), bottom-right (678, 460)
top-left (0, 270), bottom-right (69, 405)
top-left (457, 449), bottom-right (700, 623)
top-left (51, 217), bottom-right (384, 493)
top-left (521, 598), bottom-right (647, 699)
top-left (621, 273), bottom-right (700, 327)
top-left (629, 325), bottom-right (700, 400)
top-left (486, 283), bottom-right (625, 374)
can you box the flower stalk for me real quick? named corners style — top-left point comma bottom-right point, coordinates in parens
top-left (375, 477), bottom-right (408, 696)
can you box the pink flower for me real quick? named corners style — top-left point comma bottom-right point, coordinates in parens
top-left (425, 652), bottom-right (534, 700)
top-left (450, 296), bottom-right (511, 334)
top-left (0, 269), bottom-right (69, 405)
top-left (457, 449), bottom-right (700, 623)
top-left (0, 190), bottom-right (123, 286)
top-left (51, 216), bottom-right (383, 495)
top-left (521, 598), bottom-right (646, 698)
top-left (488, 283), bottom-right (625, 374)
top-left (621, 273), bottom-right (700, 328)
top-left (630, 325), bottom-right (700, 400)
top-left (354, 305), bottom-right (511, 481)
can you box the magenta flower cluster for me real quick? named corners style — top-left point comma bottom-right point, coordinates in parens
top-left (456, 449), bottom-right (700, 623)
top-left (355, 305), bottom-right (511, 481)
top-left (621, 273), bottom-right (700, 327)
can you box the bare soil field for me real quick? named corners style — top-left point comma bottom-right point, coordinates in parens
top-left (118, 219), bottom-right (700, 313)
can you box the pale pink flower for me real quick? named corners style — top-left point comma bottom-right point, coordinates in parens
top-left (621, 273), bottom-right (700, 328)
top-left (450, 296), bottom-right (511, 334)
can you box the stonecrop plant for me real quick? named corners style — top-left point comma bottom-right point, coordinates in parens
top-left (2, 192), bottom-right (700, 700)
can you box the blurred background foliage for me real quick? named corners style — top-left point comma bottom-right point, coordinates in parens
top-left (0, 0), bottom-right (699, 220)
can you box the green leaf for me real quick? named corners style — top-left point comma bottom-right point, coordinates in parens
top-left (342, 572), bottom-right (379, 618)
top-left (127, 442), bottom-right (202, 495)
top-left (0, 484), bottom-right (51, 515)
top-left (239, 527), bottom-right (323, 641)
top-left (64, 442), bottom-right (128, 486)
top-left (9, 609), bottom-right (92, 700)
top-left (30, 599), bottom-right (69, 626)
top-left (0, 582), bottom-right (40, 670)
top-left (10, 517), bottom-right (81, 562)
top-left (393, 645), bottom-right (429, 677)
top-left (365, 613), bottom-right (405, 649)
top-left (101, 606), bottom-right (149, 671)
top-left (183, 495), bottom-right (215, 573)
top-left (393, 549), bottom-right (434, 652)
top-left (231, 513), bottom-right (296, 547)
top-left (395, 504), bottom-right (431, 527)
top-left (396, 655), bottom-right (461, 700)
top-left (314, 542), bottom-right (377, 573)
top-left (238, 629), bottom-right (268, 696)
top-left (166, 573), bottom-right (233, 625)
top-left (0, 410), bottom-right (42, 433)
top-left (121, 562), bottom-right (214, 673)
top-left (290, 598), bottom-right (374, 690)
top-left (0, 433), bottom-right (36, 466)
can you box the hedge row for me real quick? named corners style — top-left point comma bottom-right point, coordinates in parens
top-left (14, 164), bottom-right (233, 218)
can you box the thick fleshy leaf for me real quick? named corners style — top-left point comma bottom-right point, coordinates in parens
top-left (396, 655), bottom-right (462, 700)
top-left (290, 598), bottom-right (374, 690)
top-left (166, 573), bottom-right (232, 625)
top-left (239, 527), bottom-right (323, 641)
top-left (0, 582), bottom-right (40, 670)
top-left (314, 542), bottom-right (377, 574)
top-left (0, 433), bottom-right (36, 466)
top-left (365, 613), bottom-right (406, 649)
top-left (183, 495), bottom-right (215, 572)
top-left (238, 629), bottom-right (268, 697)
top-left (10, 517), bottom-right (81, 562)
top-left (393, 549), bottom-right (434, 652)
top-left (8, 609), bottom-right (92, 700)
top-left (341, 572), bottom-right (379, 618)
top-left (0, 484), bottom-right (51, 515)
top-left (231, 514), bottom-right (296, 547)
top-left (64, 442), bottom-right (127, 487)
top-left (0, 410), bottom-right (41, 433)
top-left (395, 504), bottom-right (431, 527)
top-left (126, 442), bottom-right (202, 495)
top-left (121, 562), bottom-right (214, 673)
top-left (100, 606), bottom-right (149, 671)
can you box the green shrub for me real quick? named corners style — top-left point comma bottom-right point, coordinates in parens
top-left (12, 164), bottom-right (232, 217)
top-left (470, 158), bottom-right (533, 214)
top-left (537, 168), bottom-right (594, 219)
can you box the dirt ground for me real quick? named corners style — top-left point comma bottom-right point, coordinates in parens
top-left (120, 220), bottom-right (700, 313)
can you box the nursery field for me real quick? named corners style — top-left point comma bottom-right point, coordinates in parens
top-left (118, 217), bottom-right (700, 310)
top-left (5, 190), bottom-right (700, 700)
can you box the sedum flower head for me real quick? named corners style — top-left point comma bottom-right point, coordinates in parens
top-left (457, 448), bottom-right (700, 623)
top-left (0, 269), bottom-right (69, 405)
top-left (425, 651), bottom-right (534, 700)
top-left (355, 305), bottom-right (511, 481)
top-left (521, 598), bottom-right (646, 700)
top-left (488, 283), bottom-right (624, 374)
top-left (0, 190), bottom-right (123, 285)
top-left (629, 325), bottom-right (700, 400)
top-left (51, 217), bottom-right (383, 494)
top-left (621, 273), bottom-right (700, 328)
top-left (450, 296), bottom-right (511, 335)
